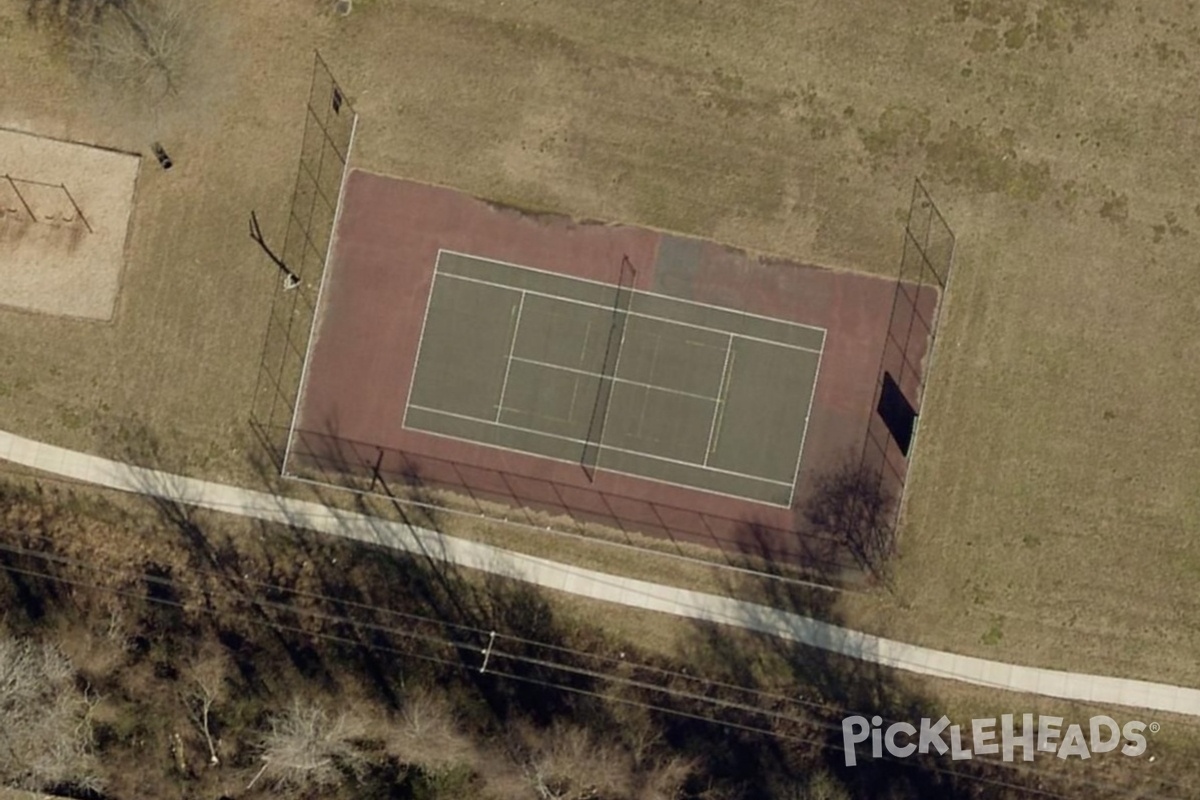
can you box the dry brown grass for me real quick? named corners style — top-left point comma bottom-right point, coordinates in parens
top-left (885, 674), bottom-right (1200, 799)
top-left (3, 476), bottom-right (1197, 797)
top-left (0, 0), bottom-right (1197, 729)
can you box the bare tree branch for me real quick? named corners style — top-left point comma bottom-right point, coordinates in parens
top-left (386, 688), bottom-right (472, 770)
top-left (258, 697), bottom-right (369, 791)
top-left (0, 637), bottom-right (103, 793)
top-left (180, 648), bottom-right (228, 767)
top-left (27, 0), bottom-right (192, 101)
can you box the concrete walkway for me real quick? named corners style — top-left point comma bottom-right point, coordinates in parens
top-left (1, 430), bottom-right (1197, 718)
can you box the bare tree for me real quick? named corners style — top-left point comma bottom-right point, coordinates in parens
top-left (0, 637), bottom-right (102, 793)
top-left (255, 697), bottom-right (369, 791)
top-left (85, 0), bottom-right (190, 98)
top-left (27, 0), bottom-right (192, 101)
top-left (180, 647), bottom-right (229, 767)
top-left (522, 722), bottom-right (634, 800)
top-left (608, 703), bottom-right (696, 800)
top-left (386, 687), bottom-right (472, 770)
top-left (638, 756), bottom-right (694, 800)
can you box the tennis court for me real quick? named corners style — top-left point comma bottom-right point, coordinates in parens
top-left (403, 251), bottom-right (824, 507)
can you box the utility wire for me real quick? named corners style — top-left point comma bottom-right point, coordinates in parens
top-left (0, 537), bottom-right (1175, 799)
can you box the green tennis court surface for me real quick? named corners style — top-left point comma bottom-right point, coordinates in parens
top-left (403, 251), bottom-right (824, 506)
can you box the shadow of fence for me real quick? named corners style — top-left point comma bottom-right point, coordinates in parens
top-left (254, 421), bottom-right (865, 587)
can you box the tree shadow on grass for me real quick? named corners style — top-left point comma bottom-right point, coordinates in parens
top-left (662, 494), bottom-right (1131, 800)
top-left (801, 458), bottom-right (898, 586)
top-left (1, 421), bottom-right (1154, 798)
top-left (672, 614), bottom-right (1060, 799)
top-left (112, 418), bottom-right (616, 729)
top-left (229, 421), bottom-right (1032, 797)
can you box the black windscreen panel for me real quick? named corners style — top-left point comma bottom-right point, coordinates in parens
top-left (877, 371), bottom-right (917, 456)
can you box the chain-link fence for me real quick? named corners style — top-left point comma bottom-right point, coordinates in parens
top-left (277, 423), bottom-right (860, 582)
top-left (249, 84), bottom-right (950, 585)
top-left (860, 179), bottom-right (956, 545)
top-left (250, 52), bottom-right (357, 465)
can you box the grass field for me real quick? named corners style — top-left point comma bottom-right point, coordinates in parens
top-left (1, 0), bottom-right (1198, 707)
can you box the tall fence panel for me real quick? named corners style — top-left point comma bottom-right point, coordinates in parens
top-left (250, 52), bottom-right (357, 463)
top-left (860, 178), bottom-right (956, 541)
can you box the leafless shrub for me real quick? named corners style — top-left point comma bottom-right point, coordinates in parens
top-left (60, 600), bottom-right (131, 684)
top-left (28, 0), bottom-right (192, 100)
top-left (524, 722), bottom-right (635, 800)
top-left (256, 697), bottom-right (370, 791)
top-left (0, 637), bottom-right (103, 793)
top-left (783, 770), bottom-right (852, 800)
top-left (611, 705), bottom-right (696, 800)
top-left (387, 687), bottom-right (472, 769)
top-left (637, 754), bottom-right (695, 800)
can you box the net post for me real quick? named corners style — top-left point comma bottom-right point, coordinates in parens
top-left (579, 254), bottom-right (636, 481)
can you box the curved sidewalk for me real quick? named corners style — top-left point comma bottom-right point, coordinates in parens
top-left (1, 430), bottom-right (1197, 718)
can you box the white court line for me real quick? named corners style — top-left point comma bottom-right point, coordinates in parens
top-left (785, 342), bottom-right (826, 509)
top-left (703, 333), bottom-right (735, 467)
top-left (495, 292), bottom-right (527, 422)
top-left (405, 408), bottom-right (794, 508)
top-left (400, 268), bottom-right (443, 431)
top-left (565, 366), bottom-right (585, 424)
top-left (407, 405), bottom-right (796, 489)
top-left (414, 250), bottom-right (818, 503)
top-left (509, 356), bottom-right (720, 404)
top-left (282, 110), bottom-right (359, 477)
top-left (438, 247), bottom-right (828, 337)
top-left (562, 315), bottom-right (598, 424)
top-left (439, 271), bottom-right (823, 355)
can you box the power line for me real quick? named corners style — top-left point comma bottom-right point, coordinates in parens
top-left (0, 537), bottom-right (1176, 799)
top-left (0, 536), bottom-right (840, 720)
top-left (0, 555), bottom-right (1080, 800)
top-left (0, 526), bottom-right (936, 729)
